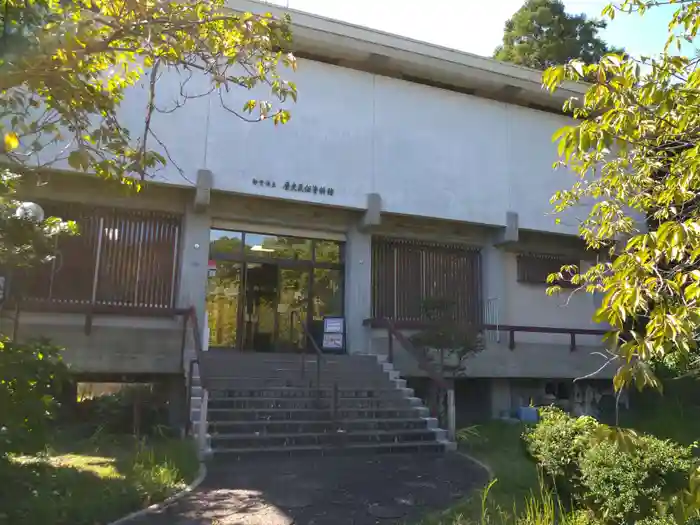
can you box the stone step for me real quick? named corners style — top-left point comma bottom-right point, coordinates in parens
top-left (193, 359), bottom-right (391, 377)
top-left (207, 396), bottom-right (421, 410)
top-left (202, 372), bottom-right (393, 383)
top-left (209, 417), bottom-right (437, 434)
top-left (195, 365), bottom-right (393, 378)
top-left (201, 359), bottom-right (386, 369)
top-left (207, 407), bottom-right (429, 422)
top-left (201, 351), bottom-right (379, 363)
top-left (210, 440), bottom-right (447, 457)
top-left (199, 358), bottom-right (384, 376)
top-left (191, 387), bottom-right (420, 417)
top-left (203, 377), bottom-right (400, 389)
top-left (187, 351), bottom-right (448, 458)
top-left (207, 386), bottom-right (415, 399)
top-left (211, 429), bottom-right (442, 449)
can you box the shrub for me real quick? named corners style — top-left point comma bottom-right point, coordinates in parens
top-left (524, 407), bottom-right (695, 525)
top-left (579, 434), bottom-right (693, 525)
top-left (523, 407), bottom-right (597, 497)
top-left (0, 337), bottom-right (66, 456)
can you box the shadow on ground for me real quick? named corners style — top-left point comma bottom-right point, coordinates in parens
top-left (128, 452), bottom-right (488, 525)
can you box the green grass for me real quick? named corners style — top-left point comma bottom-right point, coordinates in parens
top-left (0, 433), bottom-right (199, 525)
top-left (421, 421), bottom-right (540, 525)
top-left (617, 385), bottom-right (700, 446)
top-left (420, 387), bottom-right (700, 525)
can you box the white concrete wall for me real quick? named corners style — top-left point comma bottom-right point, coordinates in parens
top-left (502, 252), bottom-right (602, 344)
top-left (115, 58), bottom-right (582, 235)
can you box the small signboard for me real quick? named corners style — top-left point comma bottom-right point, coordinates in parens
top-left (322, 316), bottom-right (345, 353)
top-left (323, 317), bottom-right (344, 334)
top-left (322, 333), bottom-right (344, 350)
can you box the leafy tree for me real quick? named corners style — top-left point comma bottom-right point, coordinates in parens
top-left (494, 0), bottom-right (620, 69)
top-left (543, 0), bottom-right (700, 394)
top-left (0, 0), bottom-right (298, 451)
top-left (409, 298), bottom-right (484, 424)
top-left (0, 0), bottom-right (297, 184)
top-left (409, 297), bottom-right (484, 376)
top-left (544, 5), bottom-right (700, 515)
top-left (0, 0), bottom-right (297, 299)
top-left (0, 337), bottom-right (66, 458)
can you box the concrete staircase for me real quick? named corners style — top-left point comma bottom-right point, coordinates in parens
top-left (189, 351), bottom-right (452, 457)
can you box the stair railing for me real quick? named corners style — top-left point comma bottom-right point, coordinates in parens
top-left (290, 310), bottom-right (323, 393)
top-left (380, 318), bottom-right (456, 442)
top-left (178, 306), bottom-right (209, 456)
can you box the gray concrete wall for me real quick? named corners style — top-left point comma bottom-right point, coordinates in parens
top-left (18, 172), bottom-right (190, 213)
top-left (3, 313), bottom-right (183, 375)
top-left (362, 220), bottom-right (607, 379)
top-left (109, 55), bottom-right (587, 237)
top-left (490, 378), bottom-right (512, 418)
top-left (455, 378), bottom-right (492, 425)
top-left (210, 192), bottom-right (358, 234)
top-left (371, 332), bottom-right (615, 380)
top-left (11, 175), bottom-right (606, 378)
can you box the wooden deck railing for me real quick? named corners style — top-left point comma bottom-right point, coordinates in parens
top-left (363, 318), bottom-right (608, 352)
top-left (17, 203), bottom-right (181, 313)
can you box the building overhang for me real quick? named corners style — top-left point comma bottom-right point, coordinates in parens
top-left (226, 0), bottom-right (587, 114)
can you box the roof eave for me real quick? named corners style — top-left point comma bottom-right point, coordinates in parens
top-left (226, 0), bottom-right (587, 113)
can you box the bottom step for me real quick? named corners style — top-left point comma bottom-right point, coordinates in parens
top-left (210, 441), bottom-right (447, 458)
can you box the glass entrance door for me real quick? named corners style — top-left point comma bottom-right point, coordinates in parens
top-left (276, 268), bottom-right (310, 352)
top-left (241, 263), bottom-right (278, 352)
top-left (207, 228), bottom-right (345, 353)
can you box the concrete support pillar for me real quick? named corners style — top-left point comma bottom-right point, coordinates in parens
top-left (177, 203), bottom-right (211, 327)
top-left (165, 374), bottom-right (186, 431)
top-left (176, 201), bottom-right (211, 373)
top-left (490, 378), bottom-right (512, 418)
top-left (344, 226), bottom-right (372, 354)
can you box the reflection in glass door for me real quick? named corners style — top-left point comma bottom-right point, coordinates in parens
top-left (207, 262), bottom-right (242, 348)
top-left (242, 263), bottom-right (278, 352)
top-left (277, 268), bottom-right (310, 352)
top-left (312, 268), bottom-right (344, 320)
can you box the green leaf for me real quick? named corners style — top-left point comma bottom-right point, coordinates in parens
top-left (4, 132), bottom-right (19, 151)
top-left (67, 149), bottom-right (90, 171)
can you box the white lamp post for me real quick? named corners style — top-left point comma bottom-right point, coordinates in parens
top-left (15, 201), bottom-right (45, 223)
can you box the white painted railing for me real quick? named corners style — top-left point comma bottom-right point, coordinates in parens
top-left (484, 297), bottom-right (500, 343)
top-left (196, 311), bottom-right (210, 458)
top-left (447, 387), bottom-right (456, 442)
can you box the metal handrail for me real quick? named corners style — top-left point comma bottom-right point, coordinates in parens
top-left (184, 358), bottom-right (197, 437)
top-left (177, 307), bottom-right (207, 449)
top-left (291, 310), bottom-right (323, 390)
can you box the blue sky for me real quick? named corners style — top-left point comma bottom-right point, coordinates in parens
top-left (262, 0), bottom-right (693, 59)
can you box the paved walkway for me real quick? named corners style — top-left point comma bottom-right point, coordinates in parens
top-left (128, 453), bottom-right (488, 525)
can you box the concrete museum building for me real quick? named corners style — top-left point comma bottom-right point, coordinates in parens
top-left (5, 0), bottom-right (613, 455)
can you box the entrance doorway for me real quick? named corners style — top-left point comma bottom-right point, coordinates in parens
top-left (206, 229), bottom-right (344, 352)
